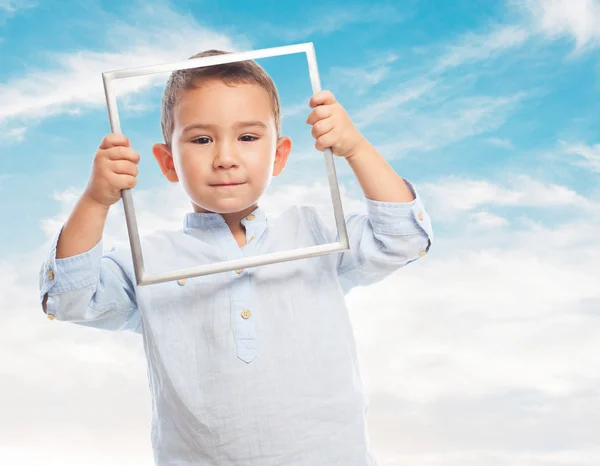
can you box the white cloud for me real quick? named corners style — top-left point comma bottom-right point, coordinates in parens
top-left (354, 79), bottom-right (438, 128)
top-left (330, 53), bottom-right (399, 95)
top-left (375, 449), bottom-right (600, 466)
top-left (364, 92), bottom-right (526, 157)
top-left (0, 249), bottom-right (153, 463)
top-left (434, 24), bottom-right (530, 72)
top-left (434, 0), bottom-right (600, 64)
top-left (0, 0), bottom-right (35, 13)
top-left (487, 137), bottom-right (515, 149)
top-left (0, 4), bottom-right (250, 127)
top-left (0, 126), bottom-right (26, 144)
top-left (560, 140), bottom-right (600, 172)
top-left (421, 174), bottom-right (599, 219)
top-left (470, 211), bottom-right (510, 229)
top-left (520, 0), bottom-right (600, 52)
top-left (0, 447), bottom-right (151, 466)
top-left (344, 174), bottom-right (600, 460)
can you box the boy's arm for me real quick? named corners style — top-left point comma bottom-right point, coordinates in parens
top-left (39, 134), bottom-right (141, 332)
top-left (345, 138), bottom-right (416, 204)
top-left (55, 191), bottom-right (109, 259)
top-left (306, 91), bottom-right (433, 293)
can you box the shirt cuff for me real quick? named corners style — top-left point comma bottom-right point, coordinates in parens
top-left (39, 226), bottom-right (104, 303)
top-left (365, 178), bottom-right (434, 242)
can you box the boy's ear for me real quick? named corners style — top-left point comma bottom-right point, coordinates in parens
top-left (273, 136), bottom-right (292, 177)
top-left (152, 143), bottom-right (179, 182)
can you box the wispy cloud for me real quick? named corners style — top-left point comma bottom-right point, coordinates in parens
top-left (337, 0), bottom-right (600, 136)
top-left (487, 137), bottom-right (515, 149)
top-left (434, 24), bottom-right (530, 72)
top-left (470, 211), bottom-right (510, 229)
top-left (365, 92), bottom-right (526, 158)
top-left (354, 79), bottom-right (438, 128)
top-left (0, 3), bottom-right (249, 130)
top-left (422, 174), bottom-right (599, 216)
top-left (519, 0), bottom-right (600, 52)
top-left (0, 0), bottom-right (35, 13)
top-left (342, 22), bottom-right (533, 154)
top-left (261, 4), bottom-right (405, 42)
top-left (559, 140), bottom-right (600, 172)
top-left (329, 53), bottom-right (398, 95)
top-left (0, 126), bottom-right (27, 144)
top-left (430, 0), bottom-right (600, 68)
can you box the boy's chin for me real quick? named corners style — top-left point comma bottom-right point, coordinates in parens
top-left (192, 196), bottom-right (262, 215)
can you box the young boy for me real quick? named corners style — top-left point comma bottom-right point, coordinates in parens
top-left (39, 49), bottom-right (433, 465)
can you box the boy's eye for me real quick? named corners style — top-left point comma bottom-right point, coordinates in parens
top-left (240, 135), bottom-right (258, 142)
top-left (192, 137), bottom-right (212, 144)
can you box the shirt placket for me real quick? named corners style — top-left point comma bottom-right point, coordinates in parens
top-left (210, 213), bottom-right (263, 363)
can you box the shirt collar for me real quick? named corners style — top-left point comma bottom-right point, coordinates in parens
top-left (183, 205), bottom-right (266, 229)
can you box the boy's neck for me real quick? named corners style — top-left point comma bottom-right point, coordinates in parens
top-left (193, 202), bottom-right (259, 234)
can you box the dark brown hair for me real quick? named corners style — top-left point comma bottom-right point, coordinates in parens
top-left (160, 49), bottom-right (281, 147)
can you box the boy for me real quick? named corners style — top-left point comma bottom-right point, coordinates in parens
top-left (39, 49), bottom-right (433, 465)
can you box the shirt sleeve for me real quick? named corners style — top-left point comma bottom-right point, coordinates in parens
top-left (311, 178), bottom-right (433, 294)
top-left (38, 227), bottom-right (141, 333)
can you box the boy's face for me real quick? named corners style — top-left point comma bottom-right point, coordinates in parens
top-left (153, 79), bottom-right (291, 214)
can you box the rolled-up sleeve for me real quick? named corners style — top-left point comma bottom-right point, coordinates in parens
top-left (312, 178), bottom-right (433, 294)
top-left (39, 227), bottom-right (141, 333)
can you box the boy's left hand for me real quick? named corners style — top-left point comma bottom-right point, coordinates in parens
top-left (306, 90), bottom-right (367, 159)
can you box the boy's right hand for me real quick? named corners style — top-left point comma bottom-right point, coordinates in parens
top-left (84, 134), bottom-right (141, 208)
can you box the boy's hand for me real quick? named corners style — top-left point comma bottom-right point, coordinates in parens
top-left (306, 90), bottom-right (367, 159)
top-left (84, 134), bottom-right (140, 208)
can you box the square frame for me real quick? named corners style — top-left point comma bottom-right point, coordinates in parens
top-left (102, 42), bottom-right (349, 286)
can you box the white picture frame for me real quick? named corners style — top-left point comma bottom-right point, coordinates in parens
top-left (101, 42), bottom-right (349, 286)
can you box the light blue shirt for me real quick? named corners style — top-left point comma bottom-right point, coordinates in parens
top-left (39, 178), bottom-right (433, 466)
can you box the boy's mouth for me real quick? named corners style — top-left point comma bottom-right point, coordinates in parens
top-left (210, 182), bottom-right (246, 187)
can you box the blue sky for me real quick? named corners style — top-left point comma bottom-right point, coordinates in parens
top-left (1, 0), bottom-right (599, 257)
top-left (2, 1), bottom-right (600, 465)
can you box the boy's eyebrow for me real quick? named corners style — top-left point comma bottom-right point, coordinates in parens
top-left (182, 121), bottom-right (268, 133)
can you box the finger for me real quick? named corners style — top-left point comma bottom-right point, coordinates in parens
top-left (111, 160), bottom-right (139, 177)
top-left (306, 105), bottom-right (332, 125)
top-left (99, 133), bottom-right (130, 149)
top-left (309, 90), bottom-right (336, 108)
top-left (109, 173), bottom-right (138, 190)
top-left (311, 118), bottom-right (334, 139)
top-left (104, 146), bottom-right (140, 163)
top-left (314, 129), bottom-right (335, 151)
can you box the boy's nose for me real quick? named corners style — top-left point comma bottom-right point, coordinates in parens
top-left (213, 143), bottom-right (239, 168)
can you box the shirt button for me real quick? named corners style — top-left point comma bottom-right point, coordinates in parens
top-left (418, 211), bottom-right (424, 221)
top-left (47, 314), bottom-right (55, 321)
top-left (246, 214), bottom-right (256, 221)
top-left (235, 269), bottom-right (243, 274)
top-left (241, 309), bottom-right (251, 319)
top-left (419, 251), bottom-right (427, 258)
top-left (249, 236), bottom-right (255, 242)
top-left (177, 278), bottom-right (187, 286)
top-left (47, 270), bottom-right (55, 280)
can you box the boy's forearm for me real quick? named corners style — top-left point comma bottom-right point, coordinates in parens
top-left (56, 193), bottom-right (110, 259)
top-left (346, 138), bottom-right (415, 203)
